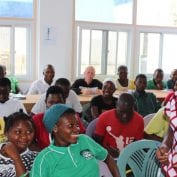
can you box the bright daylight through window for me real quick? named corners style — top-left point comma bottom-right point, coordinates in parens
top-left (75, 0), bottom-right (177, 79)
top-left (0, 0), bottom-right (34, 79)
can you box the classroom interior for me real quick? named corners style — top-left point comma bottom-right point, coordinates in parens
top-left (1, 0), bottom-right (177, 94)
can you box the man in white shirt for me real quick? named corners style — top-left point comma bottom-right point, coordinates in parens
top-left (31, 78), bottom-right (82, 115)
top-left (27, 64), bottom-right (55, 95)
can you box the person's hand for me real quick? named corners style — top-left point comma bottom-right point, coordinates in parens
top-left (156, 81), bottom-right (163, 90)
top-left (1, 142), bottom-right (20, 161)
top-left (107, 145), bottom-right (120, 158)
top-left (156, 146), bottom-right (169, 165)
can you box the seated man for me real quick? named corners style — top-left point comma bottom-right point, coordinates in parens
top-left (131, 74), bottom-right (161, 117)
top-left (28, 64), bottom-right (55, 94)
top-left (144, 107), bottom-right (169, 142)
top-left (94, 93), bottom-right (144, 159)
top-left (115, 65), bottom-right (135, 91)
top-left (31, 78), bottom-right (82, 115)
top-left (147, 68), bottom-right (167, 90)
top-left (71, 65), bottom-right (103, 95)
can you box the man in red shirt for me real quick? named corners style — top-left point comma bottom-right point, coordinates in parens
top-left (94, 93), bottom-right (144, 158)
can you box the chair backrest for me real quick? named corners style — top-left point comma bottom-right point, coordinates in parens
top-left (85, 118), bottom-right (98, 138)
top-left (117, 139), bottom-right (164, 177)
top-left (144, 113), bottom-right (156, 128)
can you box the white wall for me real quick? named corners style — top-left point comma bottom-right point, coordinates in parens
top-left (37, 0), bottom-right (74, 80)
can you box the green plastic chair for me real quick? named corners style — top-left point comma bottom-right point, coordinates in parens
top-left (117, 139), bottom-right (164, 177)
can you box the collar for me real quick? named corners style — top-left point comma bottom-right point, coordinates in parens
top-left (134, 90), bottom-right (147, 97)
top-left (47, 138), bottom-right (80, 154)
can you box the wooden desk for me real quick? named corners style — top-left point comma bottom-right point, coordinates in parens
top-left (146, 89), bottom-right (170, 102)
top-left (78, 95), bottom-right (94, 105)
top-left (21, 95), bottom-right (41, 113)
top-left (114, 89), bottom-right (170, 102)
top-left (20, 90), bottom-right (170, 113)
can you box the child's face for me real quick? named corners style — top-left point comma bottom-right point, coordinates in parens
top-left (6, 120), bottom-right (34, 153)
top-left (102, 81), bottom-right (116, 97)
top-left (0, 86), bottom-right (10, 103)
top-left (53, 114), bottom-right (80, 147)
top-left (135, 77), bottom-right (147, 92)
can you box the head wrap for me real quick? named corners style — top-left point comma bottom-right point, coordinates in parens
top-left (43, 104), bottom-right (72, 133)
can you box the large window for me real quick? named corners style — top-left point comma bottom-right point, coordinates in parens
top-left (0, 0), bottom-right (35, 80)
top-left (77, 26), bottom-right (129, 76)
top-left (75, 0), bottom-right (177, 79)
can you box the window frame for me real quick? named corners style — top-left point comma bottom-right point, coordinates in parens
top-left (75, 2), bottom-right (177, 80)
top-left (0, 0), bottom-right (36, 81)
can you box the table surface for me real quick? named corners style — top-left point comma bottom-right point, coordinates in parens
top-left (20, 89), bottom-right (171, 113)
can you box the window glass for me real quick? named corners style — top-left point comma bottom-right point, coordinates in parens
top-left (0, 0), bottom-right (33, 18)
top-left (162, 34), bottom-right (177, 73)
top-left (77, 27), bottom-right (129, 76)
top-left (75, 0), bottom-right (133, 24)
top-left (15, 27), bottom-right (27, 75)
top-left (0, 26), bottom-right (30, 77)
top-left (0, 27), bottom-right (10, 73)
top-left (137, 0), bottom-right (177, 27)
top-left (139, 33), bottom-right (160, 74)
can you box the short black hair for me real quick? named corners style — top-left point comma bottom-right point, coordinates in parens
top-left (135, 74), bottom-right (147, 81)
top-left (45, 86), bottom-right (64, 100)
top-left (55, 78), bottom-right (71, 87)
top-left (117, 93), bottom-right (134, 109)
top-left (4, 111), bottom-right (34, 133)
top-left (117, 65), bottom-right (128, 72)
top-left (0, 77), bottom-right (11, 90)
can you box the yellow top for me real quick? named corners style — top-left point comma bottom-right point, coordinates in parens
top-left (144, 107), bottom-right (169, 138)
top-left (0, 117), bottom-right (6, 143)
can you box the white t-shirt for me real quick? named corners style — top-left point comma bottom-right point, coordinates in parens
top-left (31, 90), bottom-right (82, 114)
top-left (27, 78), bottom-right (54, 95)
top-left (0, 98), bottom-right (27, 117)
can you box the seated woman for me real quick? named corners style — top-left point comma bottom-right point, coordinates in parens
top-left (115, 65), bottom-right (135, 91)
top-left (30, 104), bottom-right (120, 177)
top-left (146, 68), bottom-right (166, 90)
top-left (0, 111), bottom-right (38, 176)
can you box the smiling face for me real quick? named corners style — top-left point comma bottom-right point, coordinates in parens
top-left (6, 120), bottom-right (34, 153)
top-left (102, 81), bottom-right (116, 98)
top-left (53, 113), bottom-right (80, 147)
